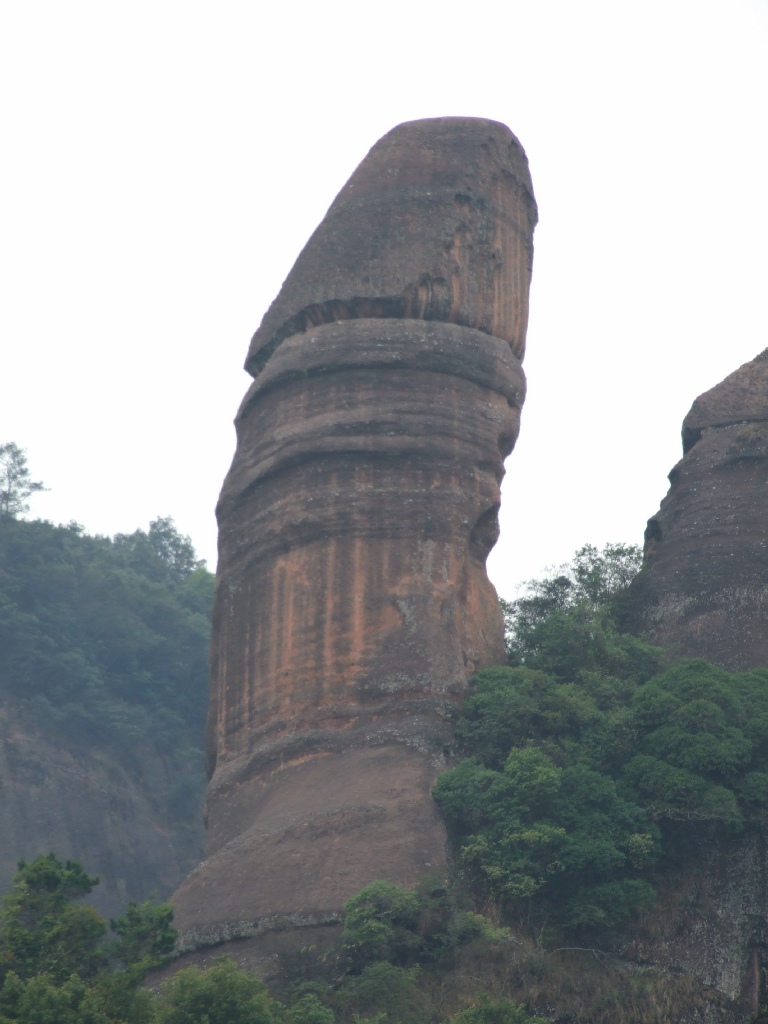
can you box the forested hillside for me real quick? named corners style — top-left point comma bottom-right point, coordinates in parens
top-left (0, 509), bottom-right (213, 914)
top-left (0, 514), bottom-right (211, 750)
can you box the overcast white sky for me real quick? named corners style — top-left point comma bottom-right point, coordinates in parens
top-left (2, 0), bottom-right (766, 596)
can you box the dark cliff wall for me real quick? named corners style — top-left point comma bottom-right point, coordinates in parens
top-left (172, 117), bottom-right (537, 945)
top-left (628, 349), bottom-right (768, 669)
top-left (0, 709), bottom-right (203, 917)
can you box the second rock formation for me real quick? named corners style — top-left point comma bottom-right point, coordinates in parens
top-left (629, 349), bottom-right (768, 669)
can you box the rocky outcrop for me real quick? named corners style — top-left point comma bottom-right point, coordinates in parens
top-left (628, 349), bottom-right (768, 669)
top-left (173, 117), bottom-right (537, 944)
top-left (622, 350), bottom-right (768, 1021)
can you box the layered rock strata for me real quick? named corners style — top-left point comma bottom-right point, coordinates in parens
top-left (629, 348), bottom-right (768, 668)
top-left (173, 117), bottom-right (537, 944)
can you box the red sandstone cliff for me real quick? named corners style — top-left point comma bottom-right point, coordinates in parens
top-left (173, 118), bottom-right (537, 945)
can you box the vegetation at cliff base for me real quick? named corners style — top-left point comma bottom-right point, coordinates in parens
top-left (0, 856), bottom-right (546, 1024)
top-left (434, 544), bottom-right (768, 934)
top-left (0, 854), bottom-right (302, 1024)
top-left (280, 877), bottom-right (544, 1024)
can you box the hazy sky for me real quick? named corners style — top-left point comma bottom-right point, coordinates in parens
top-left (2, 1), bottom-right (766, 596)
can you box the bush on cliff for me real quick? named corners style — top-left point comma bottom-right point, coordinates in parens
top-left (153, 957), bottom-right (280, 1024)
top-left (341, 877), bottom-right (493, 969)
top-left (311, 877), bottom-right (548, 1024)
top-left (434, 546), bottom-right (768, 932)
top-left (434, 671), bottom-right (660, 928)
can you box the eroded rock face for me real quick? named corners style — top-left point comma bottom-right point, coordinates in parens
top-left (173, 118), bottom-right (537, 944)
top-left (0, 708), bottom-right (204, 918)
top-left (246, 117), bottom-right (536, 376)
top-left (628, 349), bottom-right (768, 669)
top-left (615, 351), bottom-right (768, 1021)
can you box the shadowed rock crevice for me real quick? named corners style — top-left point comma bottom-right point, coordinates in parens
top-left (173, 117), bottom-right (536, 945)
top-left (239, 317), bottom-right (526, 413)
top-left (468, 505), bottom-right (502, 561)
top-left (247, 287), bottom-right (463, 376)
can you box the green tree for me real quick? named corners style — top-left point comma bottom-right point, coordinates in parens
top-left (342, 881), bottom-right (421, 967)
top-left (289, 993), bottom-right (335, 1024)
top-left (154, 957), bottom-right (281, 1024)
top-left (503, 543), bottom-right (643, 665)
top-left (435, 627), bottom-right (768, 930)
top-left (0, 854), bottom-right (106, 985)
top-left (110, 898), bottom-right (178, 978)
top-left (621, 660), bottom-right (768, 827)
top-left (340, 877), bottom-right (487, 971)
top-left (0, 445), bottom-right (45, 520)
top-left (113, 518), bottom-right (205, 585)
top-left (0, 854), bottom-right (174, 1024)
top-left (0, 970), bottom-right (94, 1024)
top-left (434, 729), bottom-right (658, 927)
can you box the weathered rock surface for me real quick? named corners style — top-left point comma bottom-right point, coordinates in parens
top-left (0, 707), bottom-right (204, 917)
top-left (173, 117), bottom-right (537, 944)
top-left (614, 823), bottom-right (768, 1023)
top-left (622, 350), bottom-right (768, 1021)
top-left (627, 349), bottom-right (768, 669)
top-left (246, 117), bottom-right (536, 376)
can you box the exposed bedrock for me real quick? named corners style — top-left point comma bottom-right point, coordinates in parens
top-left (172, 117), bottom-right (536, 944)
top-left (627, 349), bottom-right (768, 669)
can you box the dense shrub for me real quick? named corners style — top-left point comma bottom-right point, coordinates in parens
top-left (435, 547), bottom-right (768, 930)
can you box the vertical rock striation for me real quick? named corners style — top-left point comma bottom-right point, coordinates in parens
top-left (628, 350), bottom-right (768, 669)
top-left (173, 118), bottom-right (537, 945)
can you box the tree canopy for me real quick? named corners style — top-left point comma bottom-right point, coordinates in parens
top-left (0, 513), bottom-right (212, 752)
top-left (434, 545), bottom-right (768, 931)
top-left (0, 854), bottom-right (176, 1023)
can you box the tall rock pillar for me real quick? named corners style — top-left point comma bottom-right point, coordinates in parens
top-left (173, 118), bottom-right (537, 945)
top-left (628, 349), bottom-right (768, 669)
